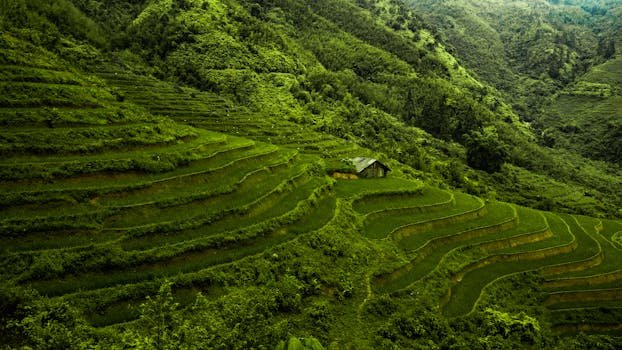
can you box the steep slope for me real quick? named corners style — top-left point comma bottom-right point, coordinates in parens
top-left (2, 1), bottom-right (622, 349)
top-left (403, 0), bottom-right (618, 116)
top-left (397, 0), bottom-right (622, 210)
top-left (542, 55), bottom-right (622, 164)
top-left (0, 34), bottom-right (339, 347)
top-left (65, 0), bottom-right (620, 218)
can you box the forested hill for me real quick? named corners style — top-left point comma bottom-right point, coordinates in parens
top-left (405, 0), bottom-right (622, 166)
top-left (1, 0), bottom-right (622, 348)
top-left (405, 0), bottom-right (621, 115)
top-left (5, 0), bottom-right (619, 218)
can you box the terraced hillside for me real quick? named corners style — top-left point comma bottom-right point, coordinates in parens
top-left (543, 55), bottom-right (622, 164)
top-left (95, 64), bottom-right (370, 161)
top-left (0, 36), bottom-right (335, 328)
top-left (3, 34), bottom-right (622, 348)
top-left (348, 184), bottom-right (622, 338)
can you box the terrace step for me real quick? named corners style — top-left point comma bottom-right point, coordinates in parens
top-left (353, 186), bottom-right (450, 215)
top-left (23, 173), bottom-right (333, 296)
top-left (363, 191), bottom-right (485, 239)
top-left (104, 150), bottom-right (296, 229)
top-left (541, 218), bottom-right (622, 312)
top-left (72, 190), bottom-right (337, 327)
top-left (0, 65), bottom-right (95, 85)
top-left (0, 129), bottom-right (224, 181)
top-left (0, 136), bottom-right (253, 205)
top-left (0, 105), bottom-right (151, 128)
top-left (0, 144), bottom-right (285, 222)
top-left (116, 160), bottom-right (315, 250)
top-left (538, 214), bottom-right (603, 277)
top-left (333, 177), bottom-right (422, 199)
top-left (0, 122), bottom-right (197, 156)
top-left (0, 81), bottom-right (114, 108)
top-left (375, 202), bottom-right (521, 294)
top-left (440, 211), bottom-right (584, 317)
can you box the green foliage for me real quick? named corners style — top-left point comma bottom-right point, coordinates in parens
top-left (122, 282), bottom-right (186, 350)
top-left (465, 126), bottom-right (509, 173)
top-left (275, 336), bottom-right (325, 350)
top-left (482, 308), bottom-right (540, 343)
top-left (0, 0), bottom-right (106, 49)
top-left (14, 297), bottom-right (94, 350)
top-left (324, 158), bottom-right (357, 174)
top-left (2, 1), bottom-right (622, 349)
top-left (57, 0), bottom-right (622, 217)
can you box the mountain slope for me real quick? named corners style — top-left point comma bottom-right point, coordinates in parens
top-left (403, 0), bottom-right (619, 115)
top-left (542, 55), bottom-right (622, 164)
top-left (67, 0), bottom-right (620, 218)
top-left (1, 1), bottom-right (622, 349)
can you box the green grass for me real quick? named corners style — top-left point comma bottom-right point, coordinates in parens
top-left (549, 306), bottom-right (622, 326)
top-left (81, 195), bottom-right (336, 327)
top-left (353, 186), bottom-right (447, 215)
top-left (375, 205), bottom-right (546, 293)
top-left (396, 201), bottom-right (516, 250)
top-left (538, 213), bottom-right (602, 277)
top-left (0, 137), bottom-right (254, 206)
top-left (117, 160), bottom-right (314, 249)
top-left (547, 298), bottom-right (622, 311)
top-left (0, 122), bottom-right (197, 156)
top-left (3, 31), bottom-right (622, 341)
top-left (363, 191), bottom-right (484, 239)
top-left (105, 151), bottom-right (293, 228)
top-left (0, 106), bottom-right (137, 127)
top-left (375, 202), bottom-right (518, 293)
top-left (0, 124), bottom-right (210, 164)
top-left (25, 177), bottom-right (331, 296)
top-left (543, 216), bottom-right (622, 293)
top-left (559, 216), bottom-right (622, 278)
top-left (1, 141), bottom-right (265, 224)
top-left (99, 147), bottom-right (286, 206)
top-left (0, 81), bottom-right (114, 107)
top-left (0, 65), bottom-right (89, 85)
top-left (441, 212), bottom-right (585, 317)
top-left (0, 228), bottom-right (123, 253)
top-left (84, 298), bottom-right (141, 328)
top-left (0, 128), bottom-right (224, 180)
top-left (543, 56), bottom-right (622, 163)
top-left (581, 56), bottom-right (622, 88)
top-left (333, 177), bottom-right (421, 198)
top-left (602, 219), bottom-right (622, 249)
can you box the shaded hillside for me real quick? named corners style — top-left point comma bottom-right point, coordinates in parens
top-left (48, 0), bottom-right (620, 218)
top-left (401, 0), bottom-right (622, 175)
top-left (1, 2), bottom-right (622, 349)
top-left (2, 35), bottom-right (622, 349)
top-left (541, 55), bottom-right (622, 164)
top-left (403, 0), bottom-right (620, 118)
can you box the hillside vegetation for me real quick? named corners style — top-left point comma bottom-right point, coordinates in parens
top-left (1, 0), bottom-right (622, 349)
top-left (402, 0), bottom-right (622, 204)
top-left (62, 0), bottom-right (622, 218)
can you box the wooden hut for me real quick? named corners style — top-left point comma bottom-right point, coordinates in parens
top-left (350, 157), bottom-right (391, 178)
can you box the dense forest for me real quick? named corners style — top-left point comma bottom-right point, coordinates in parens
top-left (1, 0), bottom-right (622, 348)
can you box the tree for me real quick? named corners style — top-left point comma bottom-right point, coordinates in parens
top-left (465, 126), bottom-right (509, 173)
top-left (122, 282), bottom-right (185, 350)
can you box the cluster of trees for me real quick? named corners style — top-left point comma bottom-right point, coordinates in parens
top-left (0, 0), bottom-right (106, 49)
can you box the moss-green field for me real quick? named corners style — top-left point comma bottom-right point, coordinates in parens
top-left (2, 0), bottom-right (622, 348)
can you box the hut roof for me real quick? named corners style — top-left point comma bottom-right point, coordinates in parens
top-left (350, 157), bottom-right (390, 173)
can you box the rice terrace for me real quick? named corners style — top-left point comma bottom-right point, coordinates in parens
top-left (1, 0), bottom-right (622, 349)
